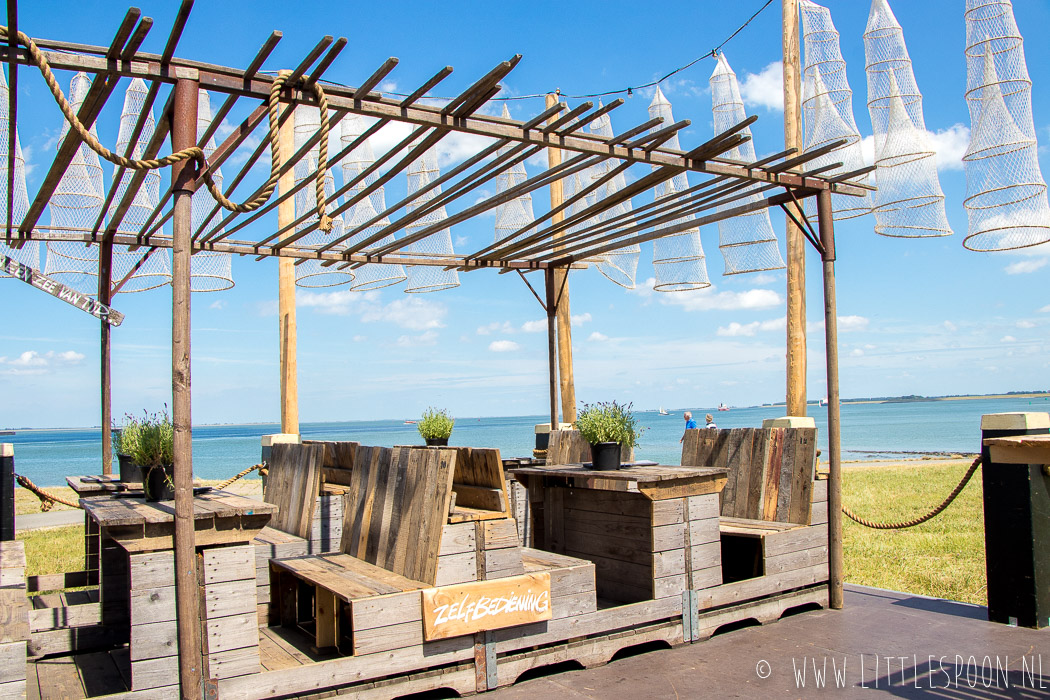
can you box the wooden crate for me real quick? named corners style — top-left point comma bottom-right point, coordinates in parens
top-left (253, 526), bottom-right (309, 626)
top-left (199, 544), bottom-right (261, 680)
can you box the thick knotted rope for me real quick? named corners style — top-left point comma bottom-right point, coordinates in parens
top-left (0, 25), bottom-right (332, 232)
top-left (841, 455), bottom-right (982, 530)
top-left (15, 474), bottom-right (82, 511)
top-left (216, 462), bottom-right (264, 489)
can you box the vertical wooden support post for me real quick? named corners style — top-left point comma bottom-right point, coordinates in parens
top-left (544, 267), bottom-right (559, 430)
top-left (99, 244), bottom-right (113, 475)
top-left (817, 189), bottom-right (842, 610)
top-left (171, 77), bottom-right (204, 698)
top-left (546, 93), bottom-right (576, 424)
top-left (277, 74), bottom-right (299, 436)
top-left (0, 444), bottom-right (13, 541)
top-left (783, 0), bottom-right (807, 417)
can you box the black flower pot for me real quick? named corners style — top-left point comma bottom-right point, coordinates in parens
top-left (140, 465), bottom-right (175, 502)
top-left (117, 453), bottom-right (141, 484)
top-left (425, 437), bottom-right (449, 446)
top-left (590, 442), bottom-right (622, 471)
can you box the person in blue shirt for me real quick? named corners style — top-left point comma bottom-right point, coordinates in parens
top-left (680, 411), bottom-right (697, 443)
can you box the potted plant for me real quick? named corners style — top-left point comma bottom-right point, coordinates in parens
top-left (418, 407), bottom-right (454, 446)
top-left (112, 415), bottom-right (143, 484)
top-left (576, 400), bottom-right (644, 471)
top-left (125, 409), bottom-right (175, 501)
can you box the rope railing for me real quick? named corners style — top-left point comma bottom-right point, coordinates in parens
top-left (216, 462), bottom-right (265, 489)
top-left (0, 25), bottom-right (332, 231)
top-left (841, 455), bottom-right (983, 530)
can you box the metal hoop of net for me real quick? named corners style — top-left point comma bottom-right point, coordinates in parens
top-left (962, 0), bottom-right (1050, 251)
top-left (800, 0), bottom-right (873, 220)
top-left (494, 104), bottom-right (536, 248)
top-left (864, 0), bottom-right (952, 238)
top-left (44, 72), bottom-right (103, 293)
top-left (710, 53), bottom-right (786, 274)
top-left (588, 101), bottom-right (639, 288)
top-left (648, 87), bottom-right (710, 292)
top-left (0, 65), bottom-right (37, 274)
top-left (339, 113), bottom-right (406, 291)
top-left (190, 91), bottom-right (234, 291)
top-left (105, 78), bottom-right (172, 292)
top-left (403, 147), bottom-right (460, 293)
top-left (294, 106), bottom-right (351, 288)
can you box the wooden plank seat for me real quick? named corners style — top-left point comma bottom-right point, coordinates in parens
top-left (269, 554), bottom-right (427, 652)
top-left (681, 426), bottom-right (827, 586)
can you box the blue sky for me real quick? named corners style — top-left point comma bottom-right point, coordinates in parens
top-left (2, 0), bottom-right (1049, 429)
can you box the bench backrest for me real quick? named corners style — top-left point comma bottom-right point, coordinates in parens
top-left (301, 440), bottom-right (358, 487)
top-left (546, 430), bottom-right (634, 465)
top-left (263, 442), bottom-right (325, 539)
top-left (341, 445), bottom-right (457, 584)
top-left (681, 427), bottom-right (817, 525)
top-left (452, 447), bottom-right (509, 513)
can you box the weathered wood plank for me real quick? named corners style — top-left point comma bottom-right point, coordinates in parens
top-left (264, 443), bottom-right (324, 539)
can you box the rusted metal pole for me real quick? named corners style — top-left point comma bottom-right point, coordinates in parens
top-left (817, 188), bottom-right (843, 610)
top-left (546, 93), bottom-right (577, 424)
top-left (783, 0), bottom-right (807, 417)
top-left (170, 77), bottom-right (204, 697)
top-left (544, 266), bottom-right (559, 430)
top-left (98, 244), bottom-right (113, 475)
top-left (277, 73), bottom-right (299, 436)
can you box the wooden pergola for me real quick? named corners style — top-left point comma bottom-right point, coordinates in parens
top-left (3, 2), bottom-right (870, 695)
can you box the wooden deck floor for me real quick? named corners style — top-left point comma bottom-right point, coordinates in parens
top-left (28, 585), bottom-right (1050, 699)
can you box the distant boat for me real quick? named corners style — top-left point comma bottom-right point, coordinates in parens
top-left (658, 407), bottom-right (670, 415)
top-left (818, 397), bottom-right (828, 407)
top-left (717, 403), bottom-right (730, 412)
top-left (404, 420), bottom-right (417, 424)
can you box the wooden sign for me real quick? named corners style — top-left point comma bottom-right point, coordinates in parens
top-left (2, 254), bottom-right (124, 326)
top-left (422, 572), bottom-right (551, 641)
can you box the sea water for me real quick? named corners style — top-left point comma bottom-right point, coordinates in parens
top-left (5, 396), bottom-right (1048, 486)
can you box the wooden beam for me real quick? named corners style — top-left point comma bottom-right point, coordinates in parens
top-left (784, 0), bottom-right (807, 418)
top-left (277, 77), bottom-right (299, 436)
top-left (545, 267), bottom-right (558, 431)
top-left (98, 240), bottom-right (113, 476)
top-left (547, 94), bottom-right (576, 426)
top-left (170, 74), bottom-right (203, 699)
top-left (5, 0), bottom-right (18, 242)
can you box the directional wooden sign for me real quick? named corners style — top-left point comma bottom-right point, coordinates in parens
top-left (2, 254), bottom-right (124, 326)
top-left (422, 571), bottom-right (551, 641)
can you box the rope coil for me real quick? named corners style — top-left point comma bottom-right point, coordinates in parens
top-left (0, 25), bottom-right (332, 232)
top-left (842, 455), bottom-right (982, 530)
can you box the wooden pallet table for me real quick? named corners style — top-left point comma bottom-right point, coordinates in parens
top-left (80, 490), bottom-right (275, 691)
top-left (507, 464), bottom-right (727, 604)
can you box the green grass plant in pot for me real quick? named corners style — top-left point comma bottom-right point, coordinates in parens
top-left (112, 414), bottom-right (144, 484)
top-left (125, 409), bottom-right (175, 501)
top-left (576, 400), bottom-right (643, 470)
top-left (418, 407), bottom-right (454, 446)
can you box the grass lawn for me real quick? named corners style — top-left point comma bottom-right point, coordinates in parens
top-left (14, 469), bottom-right (987, 605)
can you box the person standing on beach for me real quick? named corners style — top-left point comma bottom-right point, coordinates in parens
top-left (680, 411), bottom-right (697, 443)
top-left (704, 413), bottom-right (718, 429)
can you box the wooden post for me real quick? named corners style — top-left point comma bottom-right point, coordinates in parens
top-left (98, 243), bottom-right (113, 475)
top-left (817, 189), bottom-right (843, 610)
top-left (1, 444), bottom-right (13, 541)
top-left (544, 267), bottom-right (559, 430)
top-left (277, 73), bottom-right (299, 436)
top-left (783, 0), bottom-right (807, 417)
top-left (546, 93), bottom-right (577, 424)
top-left (170, 77), bottom-right (204, 698)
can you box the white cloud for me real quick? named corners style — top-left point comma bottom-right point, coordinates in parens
top-left (477, 321), bottom-right (514, 336)
top-left (943, 320), bottom-right (957, 332)
top-left (352, 335), bottom-right (367, 342)
top-left (1000, 335), bottom-right (1016, 343)
top-left (1005, 258), bottom-right (1047, 275)
top-left (299, 290), bottom-right (447, 330)
top-left (588, 332), bottom-right (609, 342)
top-left (1040, 305), bottom-right (1050, 313)
top-left (521, 319), bottom-right (547, 333)
top-left (850, 348), bottom-right (864, 357)
top-left (740, 61), bottom-right (783, 112)
top-left (1017, 320), bottom-right (1036, 329)
top-left (209, 300), bottom-right (226, 310)
top-left (0, 350), bottom-right (85, 375)
top-left (717, 322), bottom-right (760, 337)
top-left (488, 340), bottom-right (520, 352)
top-left (630, 278), bottom-right (782, 312)
top-left (838, 315), bottom-right (870, 332)
top-left (860, 124), bottom-right (969, 173)
top-left (8, 351), bottom-right (48, 368)
top-left (571, 313), bottom-right (592, 327)
top-left (395, 330), bottom-right (438, 347)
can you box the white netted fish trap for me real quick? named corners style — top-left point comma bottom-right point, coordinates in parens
top-left (648, 87), bottom-right (710, 292)
top-left (494, 104), bottom-right (534, 247)
top-left (403, 147), bottom-right (459, 293)
top-left (709, 54), bottom-right (786, 274)
top-left (0, 66), bottom-right (37, 274)
top-left (293, 106), bottom-right (351, 288)
top-left (587, 102), bottom-right (639, 288)
top-left (338, 113), bottom-right (405, 291)
top-left (962, 0), bottom-right (1050, 251)
top-left (864, 0), bottom-right (952, 238)
top-left (800, 0), bottom-right (873, 220)
top-left (105, 78), bottom-right (171, 292)
top-left (44, 72), bottom-right (104, 293)
top-left (190, 91), bottom-right (234, 292)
